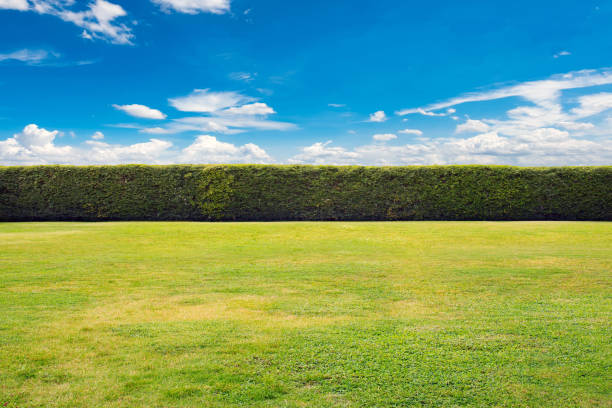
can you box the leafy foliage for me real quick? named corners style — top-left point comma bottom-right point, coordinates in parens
top-left (1, 165), bottom-right (610, 220)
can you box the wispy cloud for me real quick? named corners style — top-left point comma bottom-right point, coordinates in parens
top-left (293, 68), bottom-right (612, 166)
top-left (0, 49), bottom-right (56, 65)
top-left (0, 48), bottom-right (94, 66)
top-left (162, 89), bottom-right (295, 134)
top-left (397, 68), bottom-right (612, 116)
top-left (151, 0), bottom-right (230, 15)
top-left (554, 51), bottom-right (571, 59)
top-left (0, 0), bottom-right (134, 44)
top-left (229, 72), bottom-right (256, 82)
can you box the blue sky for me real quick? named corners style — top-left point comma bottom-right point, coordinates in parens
top-left (1, 0), bottom-right (611, 165)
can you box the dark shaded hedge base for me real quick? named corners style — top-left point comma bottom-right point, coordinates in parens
top-left (0, 165), bottom-right (611, 221)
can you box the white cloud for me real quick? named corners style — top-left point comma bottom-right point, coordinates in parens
top-left (0, 124), bottom-right (272, 165)
top-left (368, 110), bottom-right (387, 122)
top-left (229, 72), bottom-right (255, 82)
top-left (0, 0), bottom-right (134, 44)
top-left (169, 89), bottom-right (254, 113)
top-left (179, 135), bottom-right (270, 163)
top-left (0, 0), bottom-right (28, 10)
top-left (408, 108), bottom-right (456, 117)
top-left (151, 0), bottom-right (230, 14)
top-left (171, 115), bottom-right (296, 134)
top-left (84, 138), bottom-right (173, 163)
top-left (398, 68), bottom-right (612, 116)
top-left (447, 131), bottom-right (524, 155)
top-left (140, 127), bottom-right (174, 134)
top-left (224, 102), bottom-right (275, 116)
top-left (373, 133), bottom-right (397, 141)
top-left (0, 124), bottom-right (73, 165)
top-left (398, 128), bottom-right (423, 136)
top-left (0, 49), bottom-right (55, 65)
top-left (289, 141), bottom-right (360, 165)
top-left (455, 119), bottom-right (490, 134)
top-left (113, 104), bottom-right (167, 119)
top-left (15, 123), bottom-right (58, 147)
top-left (58, 0), bottom-right (133, 44)
top-left (388, 68), bottom-right (612, 165)
top-left (570, 92), bottom-right (612, 118)
top-left (554, 51), bottom-right (571, 59)
top-left (558, 121), bottom-right (595, 131)
top-left (290, 129), bottom-right (612, 166)
top-left (161, 89), bottom-right (295, 134)
top-left (328, 103), bottom-right (346, 108)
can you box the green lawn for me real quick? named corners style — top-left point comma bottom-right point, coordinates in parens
top-left (0, 222), bottom-right (610, 407)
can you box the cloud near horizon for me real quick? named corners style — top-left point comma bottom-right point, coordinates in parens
top-left (0, 124), bottom-right (271, 165)
top-left (1, 69), bottom-right (611, 166)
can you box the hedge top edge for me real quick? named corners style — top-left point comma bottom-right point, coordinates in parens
top-left (1, 165), bottom-right (611, 221)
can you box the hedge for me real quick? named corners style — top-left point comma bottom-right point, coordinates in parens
top-left (0, 165), bottom-right (610, 221)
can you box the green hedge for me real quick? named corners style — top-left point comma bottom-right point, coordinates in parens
top-left (0, 165), bottom-right (610, 221)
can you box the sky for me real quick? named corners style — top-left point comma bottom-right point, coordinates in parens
top-left (0, 0), bottom-right (611, 166)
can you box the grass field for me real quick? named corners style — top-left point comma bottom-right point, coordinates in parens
top-left (0, 222), bottom-right (610, 407)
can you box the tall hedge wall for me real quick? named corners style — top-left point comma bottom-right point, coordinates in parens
top-left (0, 165), bottom-right (610, 221)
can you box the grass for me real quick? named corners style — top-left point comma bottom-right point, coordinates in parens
top-left (0, 221), bottom-right (610, 407)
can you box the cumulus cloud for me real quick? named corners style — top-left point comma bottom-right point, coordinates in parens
top-left (113, 104), bottom-right (167, 119)
top-left (151, 0), bottom-right (230, 14)
top-left (289, 141), bottom-right (359, 165)
top-left (169, 89), bottom-right (253, 113)
top-left (290, 129), bottom-right (611, 166)
top-left (0, 124), bottom-right (73, 165)
top-left (0, 124), bottom-right (272, 165)
top-left (84, 138), bottom-right (173, 163)
top-left (455, 119), bottom-right (490, 134)
top-left (373, 133), bottom-right (397, 141)
top-left (368, 110), bottom-right (387, 122)
top-left (374, 68), bottom-right (612, 165)
top-left (179, 135), bottom-right (271, 163)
